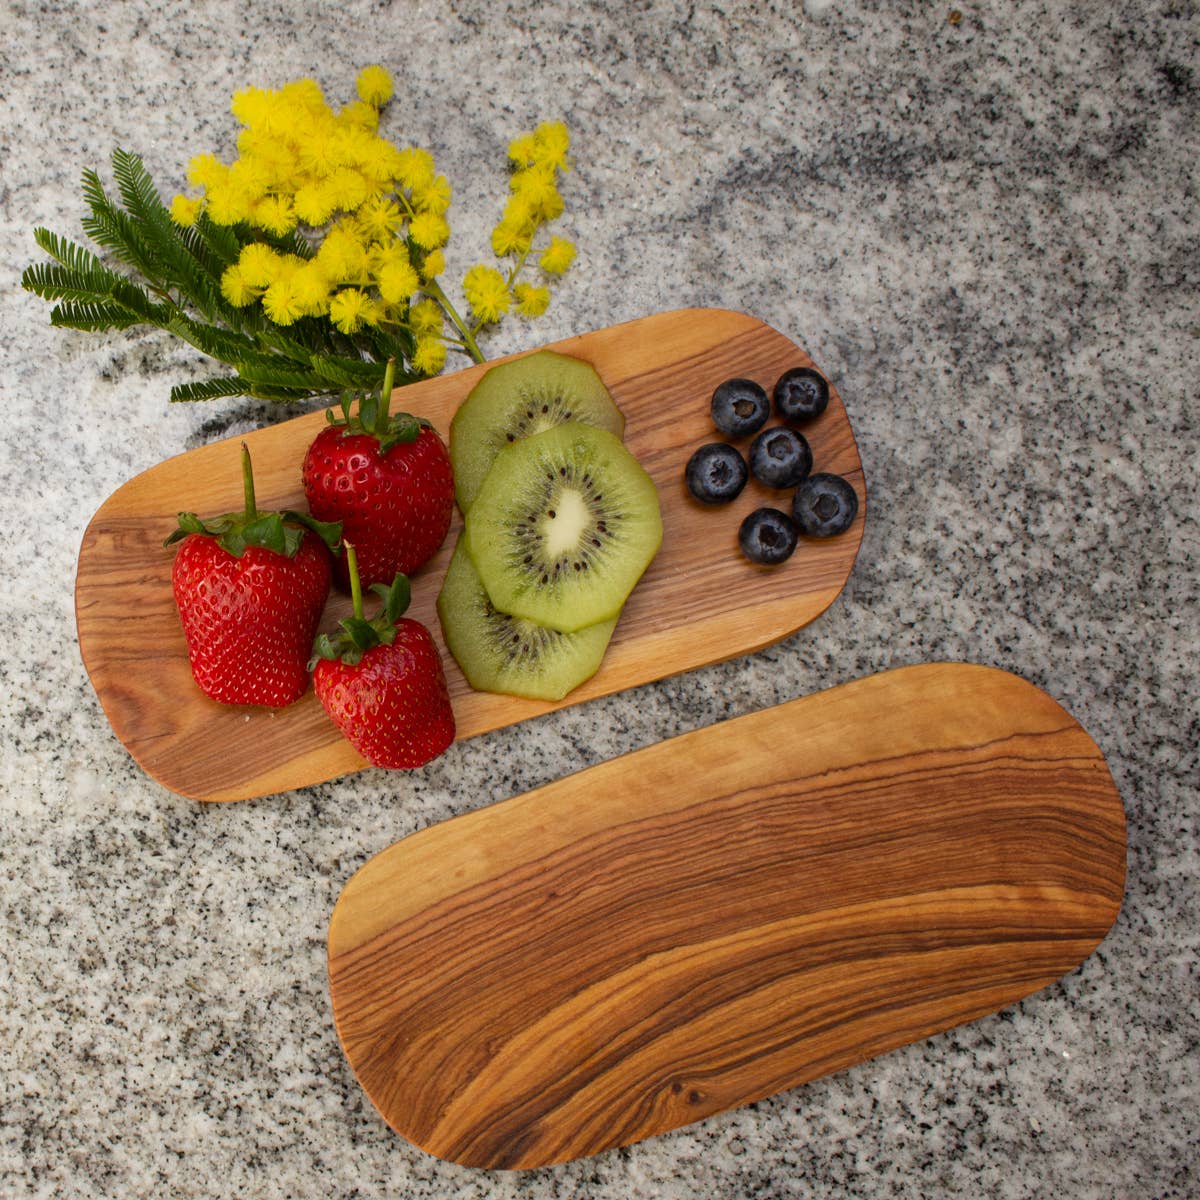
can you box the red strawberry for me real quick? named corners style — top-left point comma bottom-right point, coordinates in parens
top-left (166, 444), bottom-right (341, 708)
top-left (312, 544), bottom-right (455, 769)
top-left (302, 358), bottom-right (454, 592)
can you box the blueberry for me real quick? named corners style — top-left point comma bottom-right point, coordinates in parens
top-left (773, 367), bottom-right (829, 424)
top-left (738, 507), bottom-right (799, 565)
top-left (793, 473), bottom-right (858, 537)
top-left (748, 426), bottom-right (812, 488)
top-left (685, 443), bottom-right (748, 504)
top-left (711, 378), bottom-right (770, 437)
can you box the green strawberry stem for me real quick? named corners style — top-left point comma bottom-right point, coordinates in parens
top-left (165, 444), bottom-right (341, 558)
top-left (327, 355), bottom-right (423, 453)
top-left (346, 542), bottom-right (366, 622)
top-left (311, 543), bottom-right (411, 667)
top-left (240, 442), bottom-right (258, 522)
top-left (371, 359), bottom-right (396, 440)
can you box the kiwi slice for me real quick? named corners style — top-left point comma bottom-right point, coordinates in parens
top-left (450, 350), bottom-right (625, 511)
top-left (437, 536), bottom-right (618, 701)
top-left (464, 422), bottom-right (662, 633)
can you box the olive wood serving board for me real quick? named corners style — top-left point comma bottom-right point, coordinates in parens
top-left (75, 309), bottom-right (865, 801)
top-left (327, 663), bottom-right (1125, 1170)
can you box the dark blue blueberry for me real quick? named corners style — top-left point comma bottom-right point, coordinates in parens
top-left (711, 378), bottom-right (770, 437)
top-left (685, 442), bottom-right (748, 504)
top-left (748, 426), bottom-right (812, 488)
top-left (793, 473), bottom-right (858, 537)
top-left (773, 367), bottom-right (829, 424)
top-left (738, 507), bottom-right (798, 565)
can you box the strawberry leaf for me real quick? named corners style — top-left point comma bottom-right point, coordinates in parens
top-left (370, 574), bottom-right (412, 624)
top-left (164, 446), bottom-right (341, 558)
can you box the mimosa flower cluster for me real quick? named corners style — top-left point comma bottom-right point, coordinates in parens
top-left (170, 67), bottom-right (576, 375)
top-left (23, 65), bottom-right (579, 404)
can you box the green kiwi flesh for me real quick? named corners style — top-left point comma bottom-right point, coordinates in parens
top-left (450, 350), bottom-right (625, 511)
top-left (464, 422), bottom-right (662, 634)
top-left (437, 536), bottom-right (618, 701)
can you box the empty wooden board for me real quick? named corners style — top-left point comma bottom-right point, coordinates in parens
top-left (74, 308), bottom-right (865, 801)
top-left (327, 662), bottom-right (1126, 1170)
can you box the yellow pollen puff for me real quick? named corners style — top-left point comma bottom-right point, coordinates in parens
top-left (411, 174), bottom-right (452, 215)
top-left (491, 218), bottom-right (531, 257)
top-left (507, 132), bottom-right (536, 168)
top-left (329, 287), bottom-right (376, 334)
top-left (331, 125), bottom-right (377, 170)
top-left (230, 86), bottom-right (272, 129)
top-left (337, 99), bottom-right (380, 131)
top-left (293, 181), bottom-right (338, 227)
top-left (368, 239), bottom-right (411, 273)
top-left (462, 264), bottom-right (510, 324)
top-left (296, 129), bottom-right (341, 179)
top-left (262, 277), bottom-right (305, 326)
top-left (532, 121), bottom-right (571, 170)
top-left (410, 298), bottom-right (444, 336)
top-left (356, 65), bottom-right (394, 108)
top-left (316, 224), bottom-right (369, 283)
top-left (540, 235), bottom-right (576, 275)
top-left (409, 212), bottom-right (450, 250)
top-left (358, 196), bottom-right (403, 241)
top-left (204, 182), bottom-right (254, 226)
top-left (419, 249), bottom-right (446, 279)
top-left (359, 138), bottom-right (403, 186)
top-left (220, 264), bottom-right (258, 307)
top-left (252, 195), bottom-right (297, 236)
top-left (292, 262), bottom-right (333, 314)
top-left (325, 167), bottom-right (371, 213)
top-left (513, 282), bottom-right (551, 317)
top-left (170, 194), bottom-right (202, 227)
top-left (412, 337), bottom-right (447, 376)
top-left (395, 147), bottom-right (436, 191)
top-left (237, 243), bottom-right (280, 288)
top-left (274, 77), bottom-right (324, 115)
top-left (187, 153), bottom-right (228, 192)
top-left (377, 260), bottom-right (420, 305)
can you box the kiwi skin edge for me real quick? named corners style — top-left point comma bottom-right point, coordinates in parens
top-left (463, 422), bottom-right (663, 635)
top-left (436, 536), bottom-right (618, 701)
top-left (450, 351), bottom-right (625, 513)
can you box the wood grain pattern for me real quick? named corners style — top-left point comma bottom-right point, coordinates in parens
top-left (74, 309), bottom-right (865, 801)
top-left (327, 663), bottom-right (1126, 1170)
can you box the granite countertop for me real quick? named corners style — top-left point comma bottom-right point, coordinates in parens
top-left (2, 1), bottom-right (1196, 1196)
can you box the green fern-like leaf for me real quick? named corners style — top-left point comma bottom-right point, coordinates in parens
top-left (104, 278), bottom-right (172, 325)
top-left (165, 313), bottom-right (260, 363)
top-left (50, 301), bottom-right (142, 331)
top-left (22, 258), bottom-right (125, 305)
top-left (234, 356), bottom-right (335, 392)
top-left (245, 384), bottom-right (320, 403)
top-left (80, 167), bottom-right (166, 287)
top-left (169, 376), bottom-right (252, 403)
top-left (307, 355), bottom-right (391, 387)
top-left (253, 326), bottom-right (325, 365)
top-left (191, 212), bottom-right (245, 267)
top-left (111, 149), bottom-right (234, 324)
top-left (31, 227), bottom-right (116, 277)
top-left (362, 323), bottom-right (417, 366)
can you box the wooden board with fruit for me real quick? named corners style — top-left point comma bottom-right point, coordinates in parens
top-left (327, 662), bottom-right (1126, 1168)
top-left (75, 308), bottom-right (866, 802)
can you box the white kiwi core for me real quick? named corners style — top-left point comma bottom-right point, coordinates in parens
top-left (541, 488), bottom-right (591, 558)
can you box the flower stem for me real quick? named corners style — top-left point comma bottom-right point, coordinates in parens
top-left (425, 278), bottom-right (486, 363)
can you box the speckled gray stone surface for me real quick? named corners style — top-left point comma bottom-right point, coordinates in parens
top-left (1, 1), bottom-right (1197, 1196)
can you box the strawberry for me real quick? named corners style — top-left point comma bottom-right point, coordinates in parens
top-left (166, 444), bottom-right (341, 708)
top-left (302, 357), bottom-right (454, 592)
top-left (311, 543), bottom-right (455, 769)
